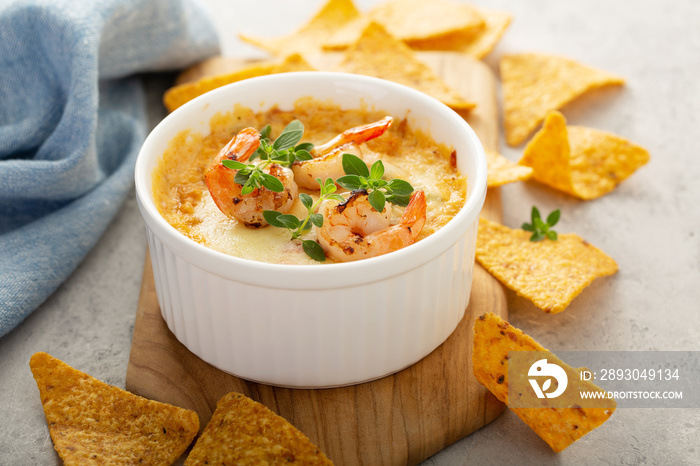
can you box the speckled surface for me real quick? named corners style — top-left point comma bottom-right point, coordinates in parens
top-left (1, 1), bottom-right (699, 465)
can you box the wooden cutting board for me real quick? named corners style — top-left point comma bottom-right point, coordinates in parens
top-left (126, 53), bottom-right (507, 465)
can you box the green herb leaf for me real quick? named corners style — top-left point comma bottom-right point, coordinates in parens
top-left (261, 173), bottom-right (285, 192)
top-left (547, 209), bottom-right (561, 227)
top-left (369, 178), bottom-right (388, 190)
top-left (368, 189), bottom-right (386, 213)
top-left (241, 183), bottom-right (256, 195)
top-left (273, 120), bottom-right (304, 150)
top-left (233, 171), bottom-right (250, 186)
top-left (387, 179), bottom-right (414, 196)
top-left (299, 193), bottom-right (313, 210)
top-left (221, 159), bottom-right (249, 170)
top-left (530, 232), bottom-right (545, 242)
top-left (256, 139), bottom-right (272, 161)
top-left (295, 149), bottom-right (313, 161)
top-left (369, 159), bottom-right (385, 180)
top-left (300, 221), bottom-right (313, 233)
top-left (533, 217), bottom-right (547, 231)
top-left (386, 194), bottom-right (410, 207)
top-left (336, 175), bottom-right (364, 191)
top-left (295, 142), bottom-right (314, 152)
top-left (323, 177), bottom-right (336, 193)
top-left (524, 206), bottom-right (560, 242)
top-left (342, 153), bottom-right (370, 177)
top-left (270, 149), bottom-right (289, 162)
top-left (276, 214), bottom-right (300, 230)
top-left (302, 240), bottom-right (326, 262)
top-left (310, 213), bottom-right (324, 228)
top-left (260, 124), bottom-right (272, 140)
top-left (263, 210), bottom-right (285, 228)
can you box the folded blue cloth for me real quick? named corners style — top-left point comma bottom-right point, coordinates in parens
top-left (0, 0), bottom-right (219, 338)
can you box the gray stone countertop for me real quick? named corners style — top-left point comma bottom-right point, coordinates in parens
top-left (1, 0), bottom-right (699, 464)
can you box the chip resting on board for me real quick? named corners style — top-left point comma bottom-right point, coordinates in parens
top-left (29, 352), bottom-right (199, 465)
top-left (408, 7), bottom-right (512, 59)
top-left (337, 21), bottom-right (475, 110)
top-left (500, 53), bottom-right (625, 146)
top-left (475, 218), bottom-right (618, 313)
top-left (519, 111), bottom-right (650, 199)
top-left (163, 54), bottom-right (316, 112)
top-left (185, 392), bottom-right (333, 465)
top-left (473, 313), bottom-right (616, 452)
top-left (322, 0), bottom-right (484, 50)
top-left (239, 0), bottom-right (360, 56)
top-left (486, 148), bottom-right (533, 187)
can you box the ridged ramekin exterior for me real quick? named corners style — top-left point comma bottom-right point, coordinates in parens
top-left (135, 72), bottom-right (488, 388)
top-left (144, 221), bottom-right (478, 387)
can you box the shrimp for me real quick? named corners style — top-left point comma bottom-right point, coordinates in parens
top-left (317, 190), bottom-right (427, 262)
top-left (292, 116), bottom-right (393, 189)
top-left (205, 127), bottom-right (298, 228)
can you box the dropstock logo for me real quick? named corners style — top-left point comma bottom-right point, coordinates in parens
top-left (528, 359), bottom-right (568, 399)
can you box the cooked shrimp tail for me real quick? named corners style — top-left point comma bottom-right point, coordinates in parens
top-left (400, 190), bottom-right (427, 240)
top-left (205, 128), bottom-right (298, 227)
top-left (312, 116), bottom-right (393, 154)
top-left (218, 127), bottom-right (261, 163)
top-left (293, 117), bottom-right (393, 190)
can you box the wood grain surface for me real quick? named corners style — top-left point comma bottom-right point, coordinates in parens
top-left (126, 53), bottom-right (507, 466)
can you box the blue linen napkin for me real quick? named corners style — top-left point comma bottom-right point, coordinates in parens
top-left (0, 0), bottom-right (220, 338)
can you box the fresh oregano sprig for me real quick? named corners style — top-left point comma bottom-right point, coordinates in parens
top-left (335, 153), bottom-right (414, 213)
top-left (263, 178), bottom-right (344, 262)
top-left (522, 206), bottom-right (560, 241)
top-left (221, 120), bottom-right (314, 194)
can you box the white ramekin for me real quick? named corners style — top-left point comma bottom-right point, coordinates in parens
top-left (135, 72), bottom-right (487, 388)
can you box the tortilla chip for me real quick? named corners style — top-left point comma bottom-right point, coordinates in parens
top-left (473, 313), bottom-right (616, 452)
top-left (185, 392), bottom-right (332, 465)
top-left (164, 61), bottom-right (276, 112)
top-left (163, 55), bottom-right (316, 112)
top-left (323, 0), bottom-right (484, 50)
top-left (239, 0), bottom-right (360, 56)
top-left (519, 111), bottom-right (650, 199)
top-left (408, 8), bottom-right (512, 59)
top-left (475, 217), bottom-right (617, 313)
top-left (486, 148), bottom-right (533, 187)
top-left (501, 53), bottom-right (625, 146)
top-left (29, 352), bottom-right (199, 465)
top-left (337, 21), bottom-right (475, 110)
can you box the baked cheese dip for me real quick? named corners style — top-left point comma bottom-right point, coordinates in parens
top-left (152, 98), bottom-right (466, 264)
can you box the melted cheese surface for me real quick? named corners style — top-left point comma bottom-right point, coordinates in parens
top-left (152, 98), bottom-right (467, 264)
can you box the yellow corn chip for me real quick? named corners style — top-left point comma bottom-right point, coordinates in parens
top-left (473, 313), bottom-right (616, 452)
top-left (408, 8), bottom-right (512, 59)
top-left (519, 111), bottom-right (650, 199)
top-left (323, 0), bottom-right (484, 50)
top-left (501, 53), bottom-right (625, 146)
top-left (29, 352), bottom-right (199, 465)
top-left (185, 392), bottom-right (333, 465)
top-left (239, 0), bottom-right (360, 56)
top-left (338, 21), bottom-right (475, 110)
top-left (163, 54), bottom-right (316, 112)
top-left (476, 217), bottom-right (617, 313)
top-left (164, 61), bottom-right (276, 112)
top-left (486, 148), bottom-right (533, 187)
